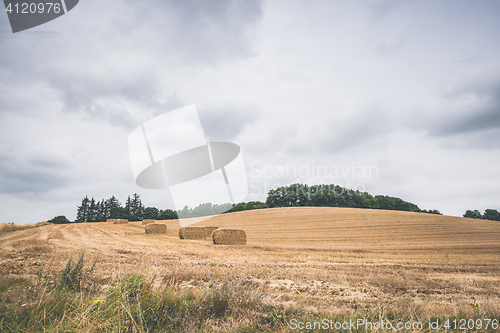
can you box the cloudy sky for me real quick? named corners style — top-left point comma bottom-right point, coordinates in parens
top-left (1, 0), bottom-right (499, 223)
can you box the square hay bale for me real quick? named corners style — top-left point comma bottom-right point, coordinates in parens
top-left (142, 219), bottom-right (155, 225)
top-left (204, 226), bottom-right (219, 237)
top-left (108, 219), bottom-right (129, 224)
top-left (145, 223), bottom-right (166, 234)
top-left (179, 227), bottom-right (207, 240)
top-left (212, 228), bottom-right (246, 245)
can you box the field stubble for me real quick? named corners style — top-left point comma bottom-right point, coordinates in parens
top-left (1, 207), bottom-right (499, 324)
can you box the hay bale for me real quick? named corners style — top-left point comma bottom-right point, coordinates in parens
top-left (142, 219), bottom-right (155, 225)
top-left (145, 223), bottom-right (166, 234)
top-left (108, 219), bottom-right (128, 224)
top-left (212, 228), bottom-right (246, 245)
top-left (204, 226), bottom-right (219, 237)
top-left (179, 227), bottom-right (207, 240)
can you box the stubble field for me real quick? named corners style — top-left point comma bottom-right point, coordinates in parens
top-left (1, 207), bottom-right (499, 331)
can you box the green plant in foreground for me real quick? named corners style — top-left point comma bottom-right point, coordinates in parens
top-left (58, 249), bottom-right (85, 292)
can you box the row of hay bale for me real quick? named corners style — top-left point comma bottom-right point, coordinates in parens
top-left (212, 228), bottom-right (246, 245)
top-left (179, 226), bottom-right (214, 240)
top-left (145, 223), bottom-right (166, 234)
top-left (108, 219), bottom-right (128, 224)
top-left (108, 219), bottom-right (245, 245)
top-left (179, 226), bottom-right (246, 245)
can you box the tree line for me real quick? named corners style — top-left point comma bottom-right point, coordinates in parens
top-left (463, 209), bottom-right (500, 221)
top-left (48, 183), bottom-right (447, 224)
top-left (266, 183), bottom-right (442, 214)
top-left (71, 193), bottom-right (177, 223)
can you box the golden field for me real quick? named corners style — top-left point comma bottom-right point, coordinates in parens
top-left (1, 207), bottom-right (499, 324)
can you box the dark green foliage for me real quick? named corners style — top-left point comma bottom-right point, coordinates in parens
top-left (126, 193), bottom-right (144, 221)
top-left (483, 209), bottom-right (500, 221)
top-left (75, 193), bottom-right (141, 222)
top-left (265, 183), bottom-right (430, 214)
top-left (113, 206), bottom-right (130, 219)
top-left (159, 208), bottom-right (178, 220)
top-left (464, 210), bottom-right (482, 219)
top-left (47, 215), bottom-right (71, 224)
top-left (420, 209), bottom-right (443, 215)
top-left (107, 195), bottom-right (123, 219)
top-left (58, 250), bottom-right (85, 292)
top-left (225, 201), bottom-right (268, 213)
top-left (75, 196), bottom-right (90, 222)
top-left (463, 209), bottom-right (500, 221)
top-left (143, 206), bottom-right (160, 220)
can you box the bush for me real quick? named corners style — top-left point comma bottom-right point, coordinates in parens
top-left (464, 210), bottom-right (482, 219)
top-left (483, 209), bottom-right (500, 221)
top-left (58, 250), bottom-right (86, 292)
top-left (47, 215), bottom-right (71, 224)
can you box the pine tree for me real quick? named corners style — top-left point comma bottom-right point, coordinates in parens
top-left (127, 193), bottom-right (144, 221)
top-left (75, 196), bottom-right (90, 222)
top-left (107, 196), bottom-right (122, 219)
top-left (88, 198), bottom-right (97, 222)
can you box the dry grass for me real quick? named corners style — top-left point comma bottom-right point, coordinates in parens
top-left (0, 222), bottom-right (50, 235)
top-left (0, 207), bottom-right (499, 322)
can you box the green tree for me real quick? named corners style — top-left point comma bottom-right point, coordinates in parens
top-left (114, 207), bottom-right (130, 219)
top-left (126, 193), bottom-right (144, 221)
top-left (95, 199), bottom-right (107, 222)
top-left (463, 210), bottom-right (482, 219)
top-left (159, 209), bottom-right (177, 220)
top-left (48, 215), bottom-right (71, 224)
top-left (75, 196), bottom-right (90, 222)
top-left (177, 206), bottom-right (192, 219)
top-left (88, 198), bottom-right (97, 222)
top-left (192, 203), bottom-right (214, 217)
top-left (143, 207), bottom-right (160, 220)
top-left (107, 196), bottom-right (122, 219)
top-left (483, 209), bottom-right (500, 221)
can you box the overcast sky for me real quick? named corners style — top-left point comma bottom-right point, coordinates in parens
top-left (1, 0), bottom-right (499, 223)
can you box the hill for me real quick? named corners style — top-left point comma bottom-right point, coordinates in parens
top-left (194, 207), bottom-right (500, 258)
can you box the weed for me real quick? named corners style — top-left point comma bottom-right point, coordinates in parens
top-left (57, 249), bottom-right (85, 292)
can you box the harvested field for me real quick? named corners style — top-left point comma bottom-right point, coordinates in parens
top-left (142, 219), bottom-right (155, 225)
top-left (212, 228), bottom-right (246, 245)
top-left (179, 226), bottom-right (207, 239)
top-left (1, 207), bottom-right (499, 319)
top-left (145, 223), bottom-right (167, 234)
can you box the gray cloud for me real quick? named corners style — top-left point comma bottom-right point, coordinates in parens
top-left (2, 0), bottom-right (500, 222)
top-left (112, 0), bottom-right (263, 65)
top-left (421, 79), bottom-right (500, 145)
top-left (0, 0), bottom-right (264, 124)
top-left (366, 0), bottom-right (401, 23)
top-left (0, 154), bottom-right (69, 195)
top-left (198, 105), bottom-right (259, 142)
top-left (318, 103), bottom-right (394, 155)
